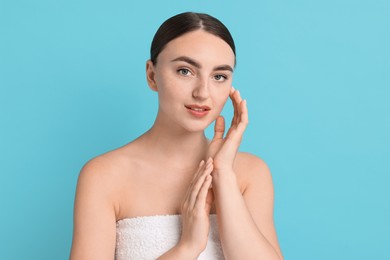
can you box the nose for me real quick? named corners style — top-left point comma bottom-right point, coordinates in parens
top-left (192, 77), bottom-right (210, 100)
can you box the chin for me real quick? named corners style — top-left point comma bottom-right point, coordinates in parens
top-left (181, 118), bottom-right (214, 133)
top-left (182, 124), bottom-right (208, 133)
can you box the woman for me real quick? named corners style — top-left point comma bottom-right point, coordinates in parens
top-left (70, 12), bottom-right (283, 260)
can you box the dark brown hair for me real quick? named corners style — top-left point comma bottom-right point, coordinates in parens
top-left (150, 12), bottom-right (236, 66)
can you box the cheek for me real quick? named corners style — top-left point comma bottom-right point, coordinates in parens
top-left (156, 74), bottom-right (191, 106)
top-left (213, 87), bottom-right (231, 112)
top-left (155, 71), bottom-right (176, 96)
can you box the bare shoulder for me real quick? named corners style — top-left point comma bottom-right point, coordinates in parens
top-left (77, 144), bottom-right (139, 201)
top-left (233, 152), bottom-right (273, 194)
top-left (70, 154), bottom-right (118, 259)
top-left (74, 146), bottom-right (135, 221)
top-left (78, 153), bottom-right (118, 194)
top-left (78, 151), bottom-right (122, 189)
top-left (74, 153), bottom-right (121, 227)
top-left (234, 152), bottom-right (271, 174)
top-left (233, 152), bottom-right (282, 258)
top-left (80, 146), bottom-right (132, 176)
top-left (70, 145), bottom-right (138, 259)
top-left (82, 138), bottom-right (145, 174)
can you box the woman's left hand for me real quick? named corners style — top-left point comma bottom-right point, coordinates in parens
top-left (208, 87), bottom-right (248, 174)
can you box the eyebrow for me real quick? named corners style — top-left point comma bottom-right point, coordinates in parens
top-left (170, 56), bottom-right (234, 72)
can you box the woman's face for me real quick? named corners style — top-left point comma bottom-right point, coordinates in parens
top-left (147, 30), bottom-right (235, 132)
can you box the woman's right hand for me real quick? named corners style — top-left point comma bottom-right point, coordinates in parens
top-left (178, 158), bottom-right (214, 256)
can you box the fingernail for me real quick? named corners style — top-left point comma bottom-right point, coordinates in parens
top-left (199, 160), bottom-right (205, 166)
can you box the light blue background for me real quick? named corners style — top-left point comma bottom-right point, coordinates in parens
top-left (1, 1), bottom-right (389, 259)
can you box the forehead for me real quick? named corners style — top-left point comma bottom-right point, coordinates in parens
top-left (158, 30), bottom-right (235, 67)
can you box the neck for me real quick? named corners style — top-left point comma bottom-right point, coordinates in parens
top-left (140, 113), bottom-right (210, 170)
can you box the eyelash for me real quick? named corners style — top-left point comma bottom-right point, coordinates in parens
top-left (177, 68), bottom-right (192, 76)
top-left (214, 74), bottom-right (228, 82)
top-left (177, 68), bottom-right (229, 82)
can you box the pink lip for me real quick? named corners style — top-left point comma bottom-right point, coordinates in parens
top-left (184, 104), bottom-right (211, 118)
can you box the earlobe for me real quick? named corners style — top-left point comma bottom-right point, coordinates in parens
top-left (146, 60), bottom-right (158, 92)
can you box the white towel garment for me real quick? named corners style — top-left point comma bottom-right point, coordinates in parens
top-left (115, 214), bottom-right (224, 260)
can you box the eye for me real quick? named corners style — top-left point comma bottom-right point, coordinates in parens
top-left (214, 74), bottom-right (228, 82)
top-left (177, 68), bottom-right (192, 76)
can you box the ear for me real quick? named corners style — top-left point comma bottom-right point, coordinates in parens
top-left (146, 60), bottom-right (158, 92)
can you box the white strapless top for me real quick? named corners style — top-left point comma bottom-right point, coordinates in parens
top-left (115, 214), bottom-right (224, 260)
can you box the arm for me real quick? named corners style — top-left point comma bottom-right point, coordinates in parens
top-left (158, 159), bottom-right (215, 260)
top-left (70, 158), bottom-right (117, 260)
top-left (208, 87), bottom-right (283, 259)
top-left (213, 155), bottom-right (283, 260)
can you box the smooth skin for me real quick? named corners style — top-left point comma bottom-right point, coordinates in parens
top-left (70, 30), bottom-right (283, 259)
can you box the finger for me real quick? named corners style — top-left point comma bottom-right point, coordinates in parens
top-left (184, 158), bottom-right (209, 202)
top-left (194, 174), bottom-right (213, 211)
top-left (205, 187), bottom-right (214, 214)
top-left (233, 90), bottom-right (243, 126)
top-left (188, 158), bottom-right (212, 203)
top-left (226, 90), bottom-right (241, 137)
top-left (241, 99), bottom-right (248, 125)
top-left (229, 86), bottom-right (235, 99)
top-left (183, 160), bottom-right (205, 205)
top-left (191, 160), bottom-right (205, 182)
top-left (187, 160), bottom-right (208, 194)
top-left (236, 99), bottom-right (248, 133)
top-left (228, 100), bottom-right (248, 143)
top-left (188, 160), bottom-right (213, 209)
top-left (212, 116), bottom-right (225, 141)
top-left (229, 88), bottom-right (238, 127)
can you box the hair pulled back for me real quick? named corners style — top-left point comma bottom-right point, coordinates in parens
top-left (150, 12), bottom-right (236, 65)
